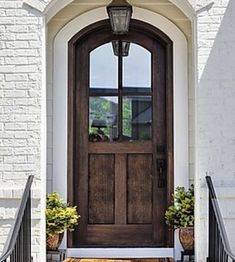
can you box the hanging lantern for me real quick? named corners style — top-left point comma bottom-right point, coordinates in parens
top-left (112, 41), bottom-right (130, 56)
top-left (107, 0), bottom-right (133, 35)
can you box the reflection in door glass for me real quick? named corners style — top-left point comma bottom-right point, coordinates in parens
top-left (123, 43), bottom-right (151, 91)
top-left (90, 43), bottom-right (118, 90)
top-left (89, 97), bottom-right (118, 142)
top-left (123, 96), bottom-right (152, 141)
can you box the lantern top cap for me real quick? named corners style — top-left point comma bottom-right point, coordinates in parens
top-left (107, 0), bottom-right (132, 9)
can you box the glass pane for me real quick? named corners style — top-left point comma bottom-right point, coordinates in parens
top-left (123, 43), bottom-right (151, 91)
top-left (89, 97), bottom-right (118, 142)
top-left (123, 96), bottom-right (152, 141)
top-left (90, 43), bottom-right (118, 90)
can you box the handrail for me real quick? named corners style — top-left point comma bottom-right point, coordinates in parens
top-left (0, 175), bottom-right (34, 262)
top-left (206, 176), bottom-right (235, 261)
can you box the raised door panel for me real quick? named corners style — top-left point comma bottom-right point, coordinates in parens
top-left (88, 154), bottom-right (115, 224)
top-left (127, 154), bottom-right (153, 224)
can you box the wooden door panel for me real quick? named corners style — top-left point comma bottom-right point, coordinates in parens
top-left (89, 142), bottom-right (152, 154)
top-left (127, 154), bottom-right (153, 224)
top-left (88, 154), bottom-right (115, 224)
top-left (87, 225), bottom-right (152, 244)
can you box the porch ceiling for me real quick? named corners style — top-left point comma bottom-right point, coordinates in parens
top-left (48, 0), bottom-right (191, 42)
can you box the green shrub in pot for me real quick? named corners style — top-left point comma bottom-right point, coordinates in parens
top-left (46, 192), bottom-right (80, 250)
top-left (165, 185), bottom-right (194, 251)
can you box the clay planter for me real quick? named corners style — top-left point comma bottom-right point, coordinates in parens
top-left (179, 227), bottom-right (194, 251)
top-left (46, 233), bottom-right (64, 251)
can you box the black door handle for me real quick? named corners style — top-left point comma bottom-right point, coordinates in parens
top-left (157, 159), bottom-right (166, 188)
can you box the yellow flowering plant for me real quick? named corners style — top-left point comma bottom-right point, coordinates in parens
top-left (46, 192), bottom-right (80, 236)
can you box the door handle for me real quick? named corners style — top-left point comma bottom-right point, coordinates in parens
top-left (157, 159), bottom-right (166, 188)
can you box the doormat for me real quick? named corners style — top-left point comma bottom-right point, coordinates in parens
top-left (64, 259), bottom-right (175, 262)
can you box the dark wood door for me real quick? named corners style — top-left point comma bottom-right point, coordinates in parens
top-left (68, 20), bottom-right (173, 248)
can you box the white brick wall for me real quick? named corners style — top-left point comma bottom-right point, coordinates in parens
top-left (0, 0), bottom-right (46, 261)
top-left (196, 0), bottom-right (235, 260)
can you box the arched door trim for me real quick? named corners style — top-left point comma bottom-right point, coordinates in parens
top-left (52, 7), bottom-right (188, 258)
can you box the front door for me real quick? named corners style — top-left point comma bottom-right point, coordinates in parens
top-left (68, 20), bottom-right (173, 248)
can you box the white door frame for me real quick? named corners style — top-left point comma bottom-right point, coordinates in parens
top-left (52, 7), bottom-right (189, 259)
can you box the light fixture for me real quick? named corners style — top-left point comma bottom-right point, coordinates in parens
top-left (112, 40), bottom-right (130, 56)
top-left (107, 0), bottom-right (133, 35)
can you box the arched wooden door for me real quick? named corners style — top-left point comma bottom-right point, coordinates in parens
top-left (68, 20), bottom-right (173, 248)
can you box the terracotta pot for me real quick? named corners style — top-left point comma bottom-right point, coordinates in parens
top-left (46, 233), bottom-right (64, 251)
top-left (179, 227), bottom-right (194, 251)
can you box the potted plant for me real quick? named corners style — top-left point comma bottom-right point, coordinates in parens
top-left (165, 185), bottom-right (194, 251)
top-left (46, 192), bottom-right (80, 250)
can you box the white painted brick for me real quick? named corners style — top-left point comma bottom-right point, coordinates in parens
top-left (16, 33), bottom-right (40, 41)
top-left (14, 49), bottom-right (38, 56)
top-left (2, 138), bottom-right (27, 147)
top-left (0, 74), bottom-right (5, 81)
top-left (0, 148), bottom-right (13, 156)
top-left (3, 105), bottom-right (27, 114)
top-left (27, 122), bottom-right (41, 130)
top-left (0, 32), bottom-right (16, 41)
top-left (28, 90), bottom-right (41, 97)
top-left (0, 1), bottom-right (22, 9)
top-left (4, 122), bottom-right (27, 131)
top-left (0, 25), bottom-right (5, 32)
top-left (0, 114), bottom-right (14, 122)
top-left (0, 236), bottom-right (8, 245)
top-left (0, 57), bottom-right (4, 65)
top-left (5, 74), bottom-right (28, 82)
top-left (5, 57), bottom-right (28, 65)
top-left (6, 25), bottom-right (28, 33)
top-left (27, 105), bottom-right (41, 114)
top-left (29, 40), bottom-right (42, 48)
top-left (14, 65), bottom-right (38, 73)
top-left (3, 90), bottom-right (26, 98)
top-left (0, 65), bottom-right (15, 73)
top-left (0, 9), bottom-right (6, 16)
top-left (15, 17), bottom-right (40, 25)
top-left (1, 82), bottom-right (16, 89)
top-left (5, 40), bottom-right (29, 49)
top-left (0, 41), bottom-right (5, 49)
top-left (14, 147), bottom-right (39, 155)
top-left (28, 73), bottom-right (42, 81)
top-left (4, 156), bottom-right (27, 164)
top-left (0, 49), bottom-right (14, 56)
top-left (0, 17), bottom-right (16, 25)
top-left (5, 9), bottom-right (29, 17)
top-left (14, 114), bottom-right (39, 122)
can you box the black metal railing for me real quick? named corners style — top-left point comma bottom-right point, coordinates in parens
top-left (0, 175), bottom-right (34, 262)
top-left (206, 176), bottom-right (235, 262)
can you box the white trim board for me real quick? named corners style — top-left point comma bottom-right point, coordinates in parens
top-left (52, 6), bottom-right (188, 260)
top-left (66, 248), bottom-right (174, 258)
top-left (45, 0), bottom-right (195, 22)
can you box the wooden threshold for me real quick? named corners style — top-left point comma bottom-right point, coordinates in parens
top-left (64, 259), bottom-right (175, 262)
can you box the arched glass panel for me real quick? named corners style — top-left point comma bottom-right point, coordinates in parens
top-left (90, 43), bottom-right (118, 91)
top-left (123, 43), bottom-right (151, 92)
top-left (89, 42), bottom-right (152, 142)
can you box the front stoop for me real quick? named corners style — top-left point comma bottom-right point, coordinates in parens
top-left (47, 251), bottom-right (66, 262)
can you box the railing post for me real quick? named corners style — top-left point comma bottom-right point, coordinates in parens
top-left (0, 176), bottom-right (33, 262)
top-left (206, 176), bottom-right (235, 262)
